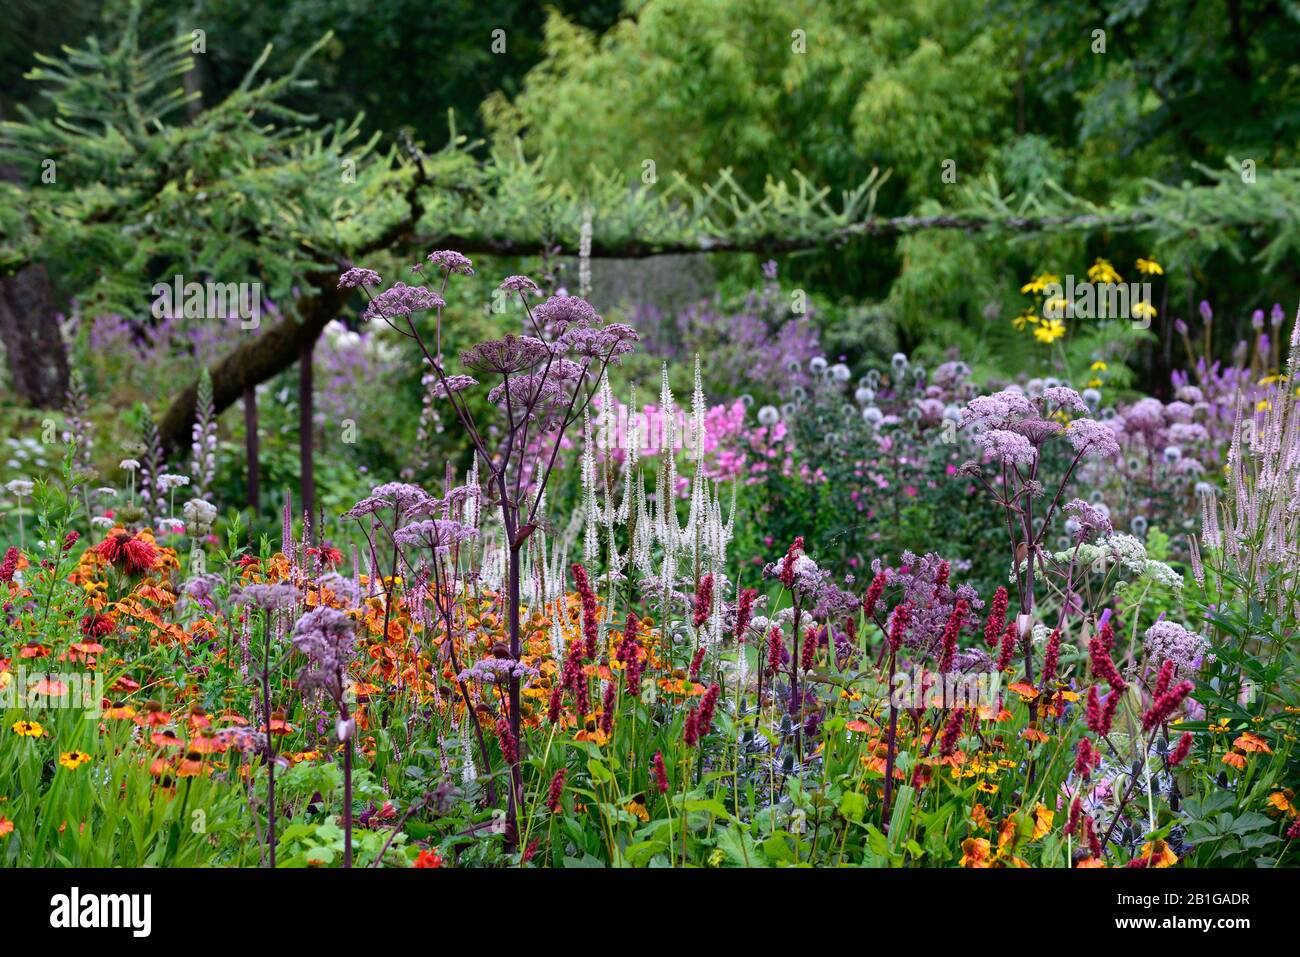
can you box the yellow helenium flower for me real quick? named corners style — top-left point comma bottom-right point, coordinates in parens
top-left (1034, 319), bottom-right (1067, 344)
top-left (59, 750), bottom-right (91, 771)
top-left (1012, 310), bottom-right (1040, 331)
top-left (1088, 258), bottom-right (1122, 283)
top-left (11, 720), bottom-right (44, 738)
top-left (1131, 300), bottom-right (1157, 320)
top-left (1135, 256), bottom-right (1164, 275)
top-left (1020, 273), bottom-right (1059, 295)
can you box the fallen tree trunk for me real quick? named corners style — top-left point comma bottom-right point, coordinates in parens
top-left (158, 272), bottom-right (349, 454)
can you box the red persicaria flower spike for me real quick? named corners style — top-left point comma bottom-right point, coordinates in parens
top-left (983, 587), bottom-right (1009, 649)
top-left (995, 620), bottom-right (1018, 671)
top-left (62, 530), bottom-right (80, 552)
top-left (938, 599), bottom-right (969, 673)
top-left (1083, 813), bottom-right (1102, 859)
top-left (1287, 818), bottom-right (1300, 841)
top-left (1074, 737), bottom-right (1099, 780)
top-left (1042, 628), bottom-right (1062, 684)
top-left (1063, 796), bottom-right (1083, 836)
top-left (801, 626), bottom-right (818, 671)
top-left (1085, 686), bottom-right (1102, 733)
top-left (573, 676), bottom-right (590, 717)
top-left (1142, 679), bottom-right (1194, 732)
top-left (779, 536), bottom-right (804, 589)
top-left (626, 647), bottom-right (646, 698)
top-left (1097, 619), bottom-right (1116, 653)
top-left (600, 683), bottom-right (616, 736)
top-left (734, 588), bottom-right (758, 641)
top-left (0, 546), bottom-right (18, 582)
top-left (617, 613), bottom-right (639, 663)
top-left (697, 683), bottom-right (721, 735)
top-left (939, 708), bottom-right (965, 757)
top-left (693, 573), bottom-right (713, 628)
top-left (888, 602), bottom-right (912, 652)
top-left (571, 562), bottom-right (599, 660)
top-left (1167, 731), bottom-right (1193, 767)
top-left (496, 716), bottom-right (519, 765)
top-left (652, 751), bottom-right (669, 793)
top-left (545, 768), bottom-right (567, 813)
top-left (767, 626), bottom-right (784, 675)
top-left (688, 646), bottom-right (707, 680)
top-left (1088, 634), bottom-right (1126, 690)
top-left (547, 685), bottom-right (564, 724)
top-left (1099, 687), bottom-right (1120, 737)
top-left (683, 708), bottom-right (700, 747)
top-left (1152, 659), bottom-right (1175, 699)
top-left (862, 571), bottom-right (888, 619)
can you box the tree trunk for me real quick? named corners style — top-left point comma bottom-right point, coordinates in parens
top-left (244, 386), bottom-right (260, 513)
top-left (0, 118), bottom-right (70, 408)
top-left (0, 264), bottom-right (69, 407)
top-left (157, 277), bottom-right (349, 454)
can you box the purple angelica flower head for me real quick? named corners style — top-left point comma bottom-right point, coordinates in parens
top-left (1143, 620), bottom-right (1213, 677)
top-left (460, 335), bottom-right (552, 375)
top-left (487, 372), bottom-right (567, 410)
top-left (1065, 418), bottom-right (1120, 459)
top-left (499, 275), bottom-right (541, 296)
top-left (338, 267), bottom-right (382, 289)
top-left (960, 389), bottom-right (1033, 431)
top-left (867, 551), bottom-right (983, 653)
top-left (960, 394), bottom-right (1011, 431)
top-left (458, 657), bottom-right (539, 685)
top-left (1064, 499), bottom-right (1113, 540)
top-left (392, 519), bottom-right (479, 550)
top-left (236, 583), bottom-right (298, 612)
top-left (533, 295), bottom-right (599, 332)
top-left (402, 483), bottom-right (480, 521)
top-left (180, 573), bottom-right (223, 608)
top-left (1009, 417), bottom-right (1063, 445)
top-left (1043, 386), bottom-right (1088, 415)
top-left (291, 607), bottom-right (355, 703)
top-left (362, 282), bottom-right (445, 321)
top-left (976, 428), bottom-right (1037, 467)
top-left (341, 495), bottom-right (394, 520)
top-left (430, 374), bottom-right (479, 398)
top-left (557, 323), bottom-right (640, 363)
top-left (369, 483), bottom-right (430, 514)
top-left (426, 250), bottom-right (474, 275)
